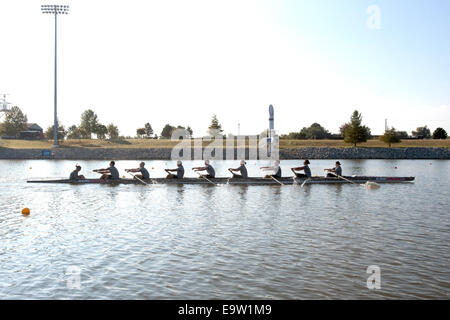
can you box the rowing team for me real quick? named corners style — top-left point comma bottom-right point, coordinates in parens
top-left (69, 160), bottom-right (343, 181)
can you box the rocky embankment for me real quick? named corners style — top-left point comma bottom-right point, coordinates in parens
top-left (280, 147), bottom-right (450, 159)
top-left (0, 147), bottom-right (449, 160)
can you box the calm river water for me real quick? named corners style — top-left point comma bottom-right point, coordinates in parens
top-left (0, 159), bottom-right (449, 299)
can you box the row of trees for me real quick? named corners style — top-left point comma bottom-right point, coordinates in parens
top-left (281, 110), bottom-right (448, 146)
top-left (45, 109), bottom-right (121, 140)
top-left (281, 110), bottom-right (372, 145)
top-left (0, 105), bottom-right (196, 140)
top-left (1, 106), bottom-right (448, 146)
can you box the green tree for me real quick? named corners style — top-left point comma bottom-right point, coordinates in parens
top-left (339, 123), bottom-right (350, 138)
top-left (95, 124), bottom-right (108, 139)
top-left (80, 109), bottom-right (100, 138)
top-left (136, 128), bottom-right (146, 138)
top-left (186, 126), bottom-right (193, 137)
top-left (2, 106), bottom-right (28, 137)
top-left (432, 127), bottom-right (448, 139)
top-left (299, 123), bottom-right (331, 139)
top-left (45, 124), bottom-right (67, 140)
top-left (67, 125), bottom-right (80, 139)
top-left (396, 131), bottom-right (409, 139)
top-left (208, 114), bottom-right (223, 136)
top-left (160, 124), bottom-right (175, 139)
top-left (66, 125), bottom-right (89, 139)
top-left (144, 123), bottom-right (154, 138)
top-left (106, 123), bottom-right (119, 139)
top-left (379, 128), bottom-right (401, 147)
top-left (412, 126), bottom-right (431, 139)
top-left (343, 110), bottom-right (371, 146)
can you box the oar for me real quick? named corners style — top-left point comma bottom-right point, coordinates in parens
top-left (269, 175), bottom-right (284, 186)
top-left (301, 178), bottom-right (310, 188)
top-left (126, 171), bottom-right (148, 186)
top-left (195, 170), bottom-right (217, 186)
top-left (260, 168), bottom-right (284, 186)
top-left (291, 169), bottom-right (309, 187)
top-left (326, 171), bottom-right (369, 188)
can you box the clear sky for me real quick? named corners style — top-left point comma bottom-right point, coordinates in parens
top-left (0, 0), bottom-right (449, 137)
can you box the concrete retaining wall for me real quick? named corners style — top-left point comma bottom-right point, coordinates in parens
top-left (0, 147), bottom-right (449, 160)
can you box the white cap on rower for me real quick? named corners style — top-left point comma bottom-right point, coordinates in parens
top-left (274, 160), bottom-right (280, 165)
top-left (177, 160), bottom-right (182, 165)
top-left (240, 160), bottom-right (246, 165)
top-left (205, 159), bottom-right (210, 165)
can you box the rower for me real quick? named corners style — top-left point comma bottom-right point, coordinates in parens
top-left (69, 165), bottom-right (86, 180)
top-left (94, 161), bottom-right (120, 180)
top-left (291, 160), bottom-right (312, 178)
top-left (165, 160), bottom-right (185, 179)
top-left (261, 160), bottom-right (282, 179)
top-left (228, 160), bottom-right (248, 178)
top-left (192, 160), bottom-right (215, 178)
top-left (125, 162), bottom-right (150, 180)
top-left (325, 161), bottom-right (343, 177)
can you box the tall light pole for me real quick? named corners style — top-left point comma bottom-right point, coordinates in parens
top-left (41, 5), bottom-right (69, 147)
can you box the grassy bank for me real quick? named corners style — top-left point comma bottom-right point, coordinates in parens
top-left (0, 138), bottom-right (449, 149)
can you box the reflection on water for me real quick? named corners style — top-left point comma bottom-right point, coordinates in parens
top-left (0, 159), bottom-right (449, 299)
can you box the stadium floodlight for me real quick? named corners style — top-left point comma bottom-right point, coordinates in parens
top-left (41, 5), bottom-right (70, 147)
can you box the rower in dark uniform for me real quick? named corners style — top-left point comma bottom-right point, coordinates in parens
top-left (192, 160), bottom-right (215, 178)
top-left (228, 160), bottom-right (248, 178)
top-left (165, 160), bottom-right (185, 179)
top-left (94, 161), bottom-right (120, 181)
top-left (69, 165), bottom-right (86, 180)
top-left (291, 160), bottom-right (312, 178)
top-left (125, 162), bottom-right (150, 180)
top-left (325, 161), bottom-right (343, 177)
top-left (261, 160), bottom-right (282, 179)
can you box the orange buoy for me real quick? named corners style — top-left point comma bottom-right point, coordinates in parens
top-left (22, 208), bottom-right (30, 216)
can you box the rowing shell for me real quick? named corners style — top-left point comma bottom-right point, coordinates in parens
top-left (27, 176), bottom-right (415, 185)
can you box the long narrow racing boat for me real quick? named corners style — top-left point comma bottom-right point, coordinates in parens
top-left (27, 176), bottom-right (415, 185)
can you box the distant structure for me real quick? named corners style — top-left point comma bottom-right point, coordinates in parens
top-left (269, 105), bottom-right (274, 156)
top-left (0, 94), bottom-right (12, 119)
top-left (20, 123), bottom-right (44, 140)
